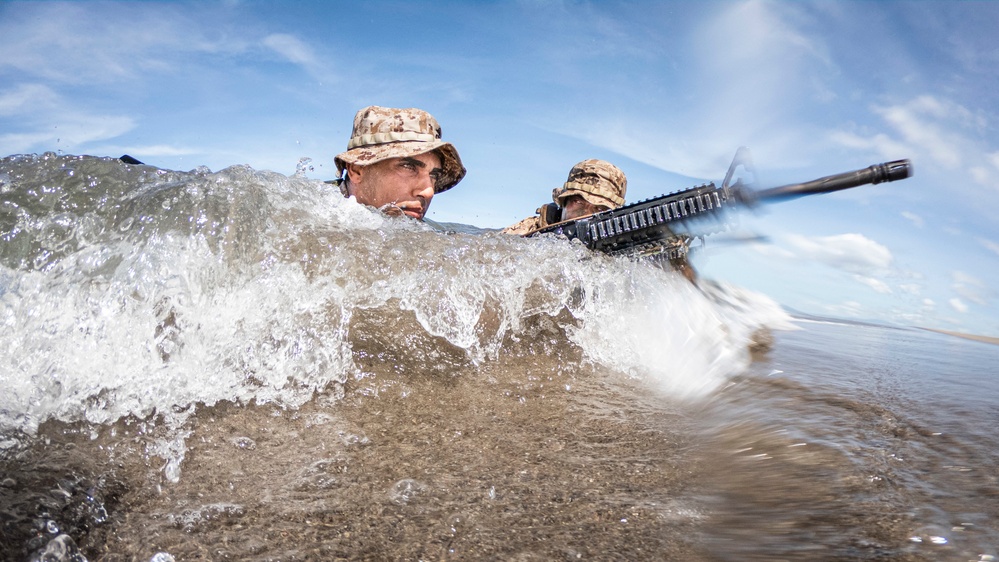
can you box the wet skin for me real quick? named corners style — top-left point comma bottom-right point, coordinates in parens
top-left (346, 151), bottom-right (443, 220)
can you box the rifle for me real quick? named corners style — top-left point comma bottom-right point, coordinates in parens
top-left (528, 149), bottom-right (913, 260)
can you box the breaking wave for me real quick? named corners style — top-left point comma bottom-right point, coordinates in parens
top-left (0, 153), bottom-right (791, 481)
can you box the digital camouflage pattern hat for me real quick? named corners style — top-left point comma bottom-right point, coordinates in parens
top-left (552, 159), bottom-right (627, 209)
top-left (334, 106), bottom-right (466, 193)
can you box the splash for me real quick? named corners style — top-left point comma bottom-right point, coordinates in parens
top-left (0, 153), bottom-right (789, 481)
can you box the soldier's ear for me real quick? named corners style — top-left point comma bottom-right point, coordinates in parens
top-left (345, 162), bottom-right (363, 182)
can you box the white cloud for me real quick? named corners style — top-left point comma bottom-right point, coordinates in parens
top-left (900, 211), bottom-right (924, 228)
top-left (0, 84), bottom-right (60, 116)
top-left (0, 3), bottom-right (311, 87)
top-left (951, 270), bottom-right (991, 306)
top-left (0, 83), bottom-right (135, 155)
top-left (823, 300), bottom-right (863, 317)
top-left (261, 33), bottom-right (336, 84)
top-left (898, 283), bottom-right (921, 295)
top-left (263, 34), bottom-right (317, 67)
top-left (979, 237), bottom-right (999, 257)
top-left (751, 242), bottom-right (796, 259)
top-left (0, 132), bottom-right (55, 155)
top-left (0, 114), bottom-right (135, 156)
top-left (988, 151), bottom-right (999, 169)
top-left (90, 144), bottom-right (199, 158)
top-left (866, 96), bottom-right (999, 192)
top-left (785, 232), bottom-right (893, 273)
top-left (875, 98), bottom-right (963, 168)
top-left (949, 298), bottom-right (968, 313)
top-left (827, 130), bottom-right (910, 162)
top-left (550, 1), bottom-right (843, 178)
top-left (853, 275), bottom-right (892, 294)
top-left (922, 298), bottom-right (935, 309)
top-left (0, 4), bottom-right (191, 84)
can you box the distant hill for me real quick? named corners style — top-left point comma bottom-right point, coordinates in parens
top-left (783, 306), bottom-right (999, 345)
top-left (781, 307), bottom-right (908, 331)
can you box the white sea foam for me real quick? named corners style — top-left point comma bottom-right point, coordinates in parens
top-left (0, 154), bottom-right (793, 480)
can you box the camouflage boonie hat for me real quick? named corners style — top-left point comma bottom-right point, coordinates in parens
top-left (334, 106), bottom-right (466, 193)
top-left (552, 159), bottom-right (627, 209)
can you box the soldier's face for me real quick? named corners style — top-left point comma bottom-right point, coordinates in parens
top-left (346, 151), bottom-right (443, 220)
top-left (561, 195), bottom-right (608, 221)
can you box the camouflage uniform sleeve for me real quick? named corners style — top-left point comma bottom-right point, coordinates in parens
top-left (501, 215), bottom-right (543, 236)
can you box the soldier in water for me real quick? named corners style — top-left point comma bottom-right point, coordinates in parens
top-left (333, 105), bottom-right (466, 221)
top-left (504, 159), bottom-right (697, 283)
top-left (502, 159), bottom-right (627, 235)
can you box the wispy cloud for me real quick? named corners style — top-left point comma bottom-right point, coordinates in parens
top-left (852, 96), bottom-right (999, 194)
top-left (785, 233), bottom-right (893, 273)
top-left (0, 83), bottom-right (135, 154)
top-left (547, 1), bottom-right (844, 178)
top-left (853, 275), bottom-right (892, 294)
top-left (949, 298), bottom-right (968, 313)
top-left (823, 300), bottom-right (864, 318)
top-left (875, 96), bottom-right (975, 169)
top-left (0, 3), bottom-right (329, 88)
top-left (262, 34), bottom-right (336, 84)
top-left (980, 237), bottom-right (999, 257)
top-left (263, 34), bottom-right (315, 66)
top-left (0, 3), bottom-right (202, 84)
top-left (900, 211), bottom-right (925, 228)
top-left (0, 84), bottom-right (59, 116)
top-left (951, 270), bottom-right (991, 306)
top-left (89, 144), bottom-right (199, 159)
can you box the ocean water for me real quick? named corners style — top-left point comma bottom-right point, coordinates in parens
top-left (0, 154), bottom-right (996, 561)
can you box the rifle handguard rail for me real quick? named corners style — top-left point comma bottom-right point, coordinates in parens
top-left (528, 159), bottom-right (913, 259)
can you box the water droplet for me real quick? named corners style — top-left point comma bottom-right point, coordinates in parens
top-left (294, 157), bottom-right (314, 178)
top-left (231, 436), bottom-right (256, 450)
top-left (337, 430), bottom-right (370, 447)
top-left (388, 478), bottom-right (426, 505)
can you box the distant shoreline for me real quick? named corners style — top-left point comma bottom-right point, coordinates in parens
top-left (921, 328), bottom-right (999, 346)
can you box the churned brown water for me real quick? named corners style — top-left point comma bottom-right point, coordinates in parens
top-left (2, 155), bottom-right (997, 561)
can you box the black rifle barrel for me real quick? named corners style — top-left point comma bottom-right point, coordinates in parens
top-left (751, 159), bottom-right (912, 202)
top-left (527, 157), bottom-right (914, 258)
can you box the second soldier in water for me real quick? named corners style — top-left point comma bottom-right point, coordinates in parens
top-left (504, 158), bottom-right (698, 283)
top-left (502, 159), bottom-right (627, 235)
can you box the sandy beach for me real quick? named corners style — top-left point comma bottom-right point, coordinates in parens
top-left (922, 328), bottom-right (999, 346)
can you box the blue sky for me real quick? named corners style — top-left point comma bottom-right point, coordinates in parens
top-left (2, 0), bottom-right (998, 337)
